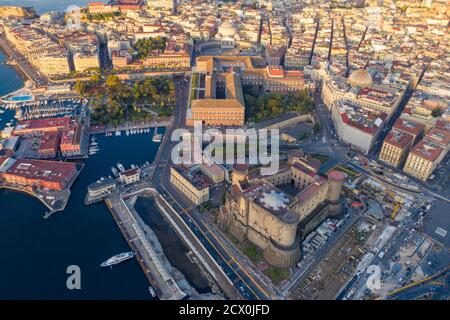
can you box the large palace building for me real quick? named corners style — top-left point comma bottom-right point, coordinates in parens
top-left (220, 151), bottom-right (347, 269)
top-left (187, 56), bottom-right (310, 127)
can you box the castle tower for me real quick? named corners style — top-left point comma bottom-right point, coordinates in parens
top-left (232, 164), bottom-right (249, 186)
top-left (327, 170), bottom-right (347, 216)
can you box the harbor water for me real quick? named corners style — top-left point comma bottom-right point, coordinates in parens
top-left (0, 133), bottom-right (160, 299)
top-left (0, 50), bottom-right (24, 129)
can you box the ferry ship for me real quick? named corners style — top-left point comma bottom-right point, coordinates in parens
top-left (100, 252), bottom-right (134, 268)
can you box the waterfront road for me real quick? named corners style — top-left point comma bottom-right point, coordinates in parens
top-left (0, 35), bottom-right (48, 87)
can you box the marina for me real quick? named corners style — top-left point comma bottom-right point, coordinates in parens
top-left (0, 98), bottom-right (87, 121)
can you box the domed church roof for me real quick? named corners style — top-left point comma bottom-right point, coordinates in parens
top-left (218, 21), bottom-right (238, 37)
top-left (348, 69), bottom-right (373, 88)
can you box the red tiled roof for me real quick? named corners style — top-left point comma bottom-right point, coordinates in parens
top-left (38, 131), bottom-right (61, 153)
top-left (410, 140), bottom-right (443, 162)
top-left (393, 118), bottom-right (424, 137)
top-left (384, 131), bottom-right (414, 149)
top-left (267, 66), bottom-right (284, 77)
top-left (15, 117), bottom-right (70, 133)
top-left (120, 167), bottom-right (139, 177)
top-left (424, 128), bottom-right (450, 147)
top-left (285, 70), bottom-right (303, 78)
top-left (5, 159), bottom-right (77, 184)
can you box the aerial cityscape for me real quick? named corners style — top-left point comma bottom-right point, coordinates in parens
top-left (0, 0), bottom-right (448, 304)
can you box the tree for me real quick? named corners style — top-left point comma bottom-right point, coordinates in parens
top-left (132, 37), bottom-right (168, 59)
top-left (74, 80), bottom-right (86, 95)
top-left (268, 98), bottom-right (282, 115)
top-left (90, 74), bottom-right (101, 84)
top-left (244, 94), bottom-right (256, 113)
top-left (106, 75), bottom-right (120, 88)
top-left (431, 107), bottom-right (443, 118)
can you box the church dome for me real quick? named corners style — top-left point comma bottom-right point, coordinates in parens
top-left (218, 21), bottom-right (238, 37)
top-left (348, 69), bottom-right (373, 88)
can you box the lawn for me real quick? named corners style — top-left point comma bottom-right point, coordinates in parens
top-left (263, 267), bottom-right (290, 286)
top-left (241, 245), bottom-right (263, 264)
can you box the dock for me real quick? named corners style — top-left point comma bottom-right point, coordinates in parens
top-left (90, 120), bottom-right (172, 135)
top-left (105, 193), bottom-right (187, 300)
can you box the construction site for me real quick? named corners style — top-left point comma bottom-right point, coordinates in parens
top-left (290, 218), bottom-right (376, 300)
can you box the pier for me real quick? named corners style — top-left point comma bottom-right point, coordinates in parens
top-left (90, 120), bottom-right (172, 135)
top-left (105, 193), bottom-right (187, 300)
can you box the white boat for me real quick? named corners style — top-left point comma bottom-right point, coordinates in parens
top-left (152, 134), bottom-right (162, 142)
top-left (148, 286), bottom-right (157, 298)
top-left (14, 109), bottom-right (23, 119)
top-left (100, 252), bottom-right (135, 268)
top-left (111, 166), bottom-right (119, 177)
top-left (117, 162), bottom-right (125, 172)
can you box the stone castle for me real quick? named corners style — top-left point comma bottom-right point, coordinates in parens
top-left (220, 151), bottom-right (347, 269)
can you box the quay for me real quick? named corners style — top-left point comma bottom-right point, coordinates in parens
top-left (101, 187), bottom-right (241, 300)
top-left (90, 120), bottom-right (172, 135)
top-left (105, 193), bottom-right (187, 300)
top-left (85, 167), bottom-right (240, 299)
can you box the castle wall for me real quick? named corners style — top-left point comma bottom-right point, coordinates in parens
top-left (228, 219), bottom-right (248, 243)
top-left (294, 182), bottom-right (329, 220)
top-left (247, 202), bottom-right (298, 248)
top-left (263, 240), bottom-right (301, 269)
top-left (247, 227), bottom-right (270, 250)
